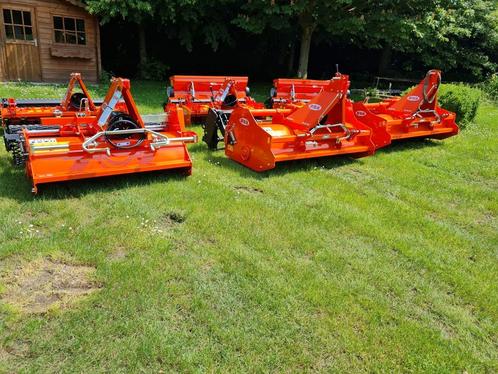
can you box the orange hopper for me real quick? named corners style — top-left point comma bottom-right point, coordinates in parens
top-left (269, 78), bottom-right (329, 109)
top-left (165, 75), bottom-right (263, 124)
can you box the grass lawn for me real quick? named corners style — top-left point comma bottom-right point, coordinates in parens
top-left (0, 80), bottom-right (497, 373)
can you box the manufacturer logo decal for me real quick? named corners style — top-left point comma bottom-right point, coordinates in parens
top-left (408, 95), bottom-right (420, 102)
top-left (355, 110), bottom-right (367, 117)
top-left (309, 103), bottom-right (322, 111)
top-left (239, 117), bottom-right (250, 126)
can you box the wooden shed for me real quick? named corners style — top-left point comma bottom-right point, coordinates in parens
top-left (0, 0), bottom-right (101, 83)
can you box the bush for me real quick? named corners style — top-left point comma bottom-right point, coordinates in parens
top-left (438, 83), bottom-right (481, 128)
top-left (99, 70), bottom-right (113, 85)
top-left (137, 59), bottom-right (169, 81)
top-left (481, 74), bottom-right (498, 102)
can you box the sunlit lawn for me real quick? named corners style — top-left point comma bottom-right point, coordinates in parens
top-left (0, 80), bottom-right (497, 373)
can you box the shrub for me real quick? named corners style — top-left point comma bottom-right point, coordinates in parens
top-left (438, 83), bottom-right (481, 128)
top-left (481, 74), bottom-right (498, 102)
top-left (137, 59), bottom-right (169, 81)
top-left (99, 70), bottom-right (113, 85)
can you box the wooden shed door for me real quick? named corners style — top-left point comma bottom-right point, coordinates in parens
top-left (0, 7), bottom-right (41, 81)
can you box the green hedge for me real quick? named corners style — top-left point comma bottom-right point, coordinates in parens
top-left (438, 83), bottom-right (481, 128)
top-left (481, 74), bottom-right (498, 102)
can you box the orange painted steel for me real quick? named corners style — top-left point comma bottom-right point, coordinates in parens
top-left (270, 78), bottom-right (329, 109)
top-left (0, 73), bottom-right (114, 126)
top-left (165, 75), bottom-right (263, 124)
top-left (20, 78), bottom-right (197, 193)
top-left (223, 74), bottom-right (391, 171)
top-left (352, 70), bottom-right (459, 146)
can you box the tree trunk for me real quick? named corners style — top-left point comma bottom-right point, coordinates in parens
top-left (297, 25), bottom-right (314, 79)
top-left (287, 41), bottom-right (295, 76)
top-left (138, 23), bottom-right (147, 77)
top-left (378, 45), bottom-right (392, 75)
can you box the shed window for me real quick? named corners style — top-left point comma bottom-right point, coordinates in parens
top-left (53, 16), bottom-right (86, 45)
top-left (3, 9), bottom-right (33, 41)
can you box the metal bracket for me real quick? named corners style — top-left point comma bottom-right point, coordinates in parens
top-left (310, 123), bottom-right (353, 144)
top-left (82, 128), bottom-right (196, 155)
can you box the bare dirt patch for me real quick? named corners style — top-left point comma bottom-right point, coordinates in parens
top-left (234, 185), bottom-right (264, 194)
top-left (143, 212), bottom-right (186, 235)
top-left (1, 258), bottom-right (100, 314)
top-left (161, 212), bottom-right (186, 227)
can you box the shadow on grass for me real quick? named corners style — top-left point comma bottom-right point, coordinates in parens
top-left (0, 155), bottom-right (189, 202)
top-left (198, 147), bottom-right (360, 179)
top-left (190, 135), bottom-right (447, 179)
top-left (377, 138), bottom-right (443, 154)
top-left (0, 134), bottom-right (447, 201)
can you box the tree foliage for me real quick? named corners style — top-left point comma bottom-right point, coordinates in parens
top-left (85, 0), bottom-right (497, 81)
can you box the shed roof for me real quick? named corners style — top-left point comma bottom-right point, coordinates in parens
top-left (63, 0), bottom-right (87, 9)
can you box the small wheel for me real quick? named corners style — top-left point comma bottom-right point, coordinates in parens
top-left (105, 112), bottom-right (145, 149)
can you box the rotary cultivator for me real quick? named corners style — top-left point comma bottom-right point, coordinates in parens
top-left (204, 74), bottom-right (390, 171)
top-left (0, 69), bottom-right (460, 193)
top-left (353, 70), bottom-right (459, 145)
top-left (165, 75), bottom-right (263, 125)
top-left (1, 73), bottom-right (113, 166)
top-left (2, 76), bottom-right (196, 193)
top-left (269, 78), bottom-right (329, 109)
top-left (1, 73), bottom-right (106, 127)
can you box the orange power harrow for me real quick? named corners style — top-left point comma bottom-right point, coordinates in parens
top-left (165, 75), bottom-right (263, 124)
top-left (353, 70), bottom-right (459, 145)
top-left (1, 73), bottom-right (107, 126)
top-left (204, 74), bottom-right (390, 171)
top-left (269, 78), bottom-right (329, 109)
top-left (1, 73), bottom-right (127, 166)
top-left (11, 78), bottom-right (197, 193)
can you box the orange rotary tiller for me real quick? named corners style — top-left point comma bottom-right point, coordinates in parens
top-left (165, 75), bottom-right (263, 124)
top-left (1, 73), bottom-right (108, 126)
top-left (1, 73), bottom-right (128, 166)
top-left (353, 70), bottom-right (459, 145)
top-left (269, 78), bottom-right (329, 109)
top-left (210, 74), bottom-right (390, 171)
top-left (11, 78), bottom-right (196, 193)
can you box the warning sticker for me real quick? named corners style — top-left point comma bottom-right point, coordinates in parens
top-left (29, 138), bottom-right (57, 144)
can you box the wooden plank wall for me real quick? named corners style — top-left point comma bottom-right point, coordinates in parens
top-left (0, 0), bottom-right (100, 83)
top-left (4, 43), bottom-right (41, 81)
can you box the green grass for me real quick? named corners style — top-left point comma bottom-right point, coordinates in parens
top-left (0, 81), bottom-right (497, 373)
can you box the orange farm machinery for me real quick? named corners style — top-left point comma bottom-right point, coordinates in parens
top-left (203, 74), bottom-right (391, 171)
top-left (7, 78), bottom-right (197, 193)
top-left (353, 70), bottom-right (459, 145)
top-left (1, 73), bottom-right (107, 126)
top-left (269, 78), bottom-right (329, 109)
top-left (165, 75), bottom-right (263, 124)
top-left (0, 73), bottom-right (126, 165)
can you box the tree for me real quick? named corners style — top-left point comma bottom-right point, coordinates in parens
top-left (346, 0), bottom-right (498, 79)
top-left (86, 0), bottom-right (154, 76)
top-left (86, 0), bottom-right (237, 77)
top-left (235, 0), bottom-right (361, 78)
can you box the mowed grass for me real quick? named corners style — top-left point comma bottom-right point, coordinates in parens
top-left (0, 80), bottom-right (497, 373)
